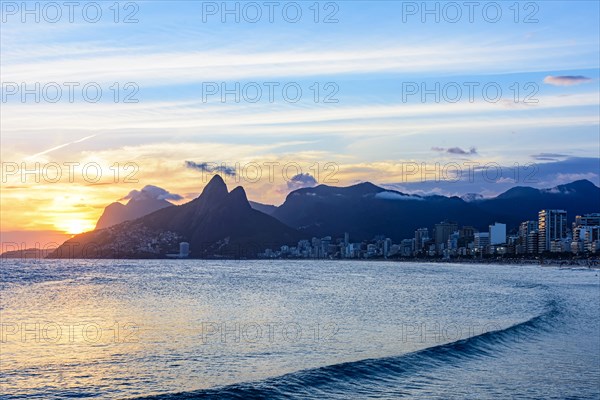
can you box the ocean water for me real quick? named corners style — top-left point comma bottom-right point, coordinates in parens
top-left (0, 259), bottom-right (598, 399)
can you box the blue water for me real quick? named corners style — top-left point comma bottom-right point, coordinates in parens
top-left (1, 260), bottom-right (599, 399)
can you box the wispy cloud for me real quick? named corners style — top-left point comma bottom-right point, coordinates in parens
top-left (3, 92), bottom-right (598, 140)
top-left (3, 39), bottom-right (597, 85)
top-left (432, 146), bottom-right (478, 156)
top-left (530, 152), bottom-right (569, 161)
top-left (543, 75), bottom-right (592, 86)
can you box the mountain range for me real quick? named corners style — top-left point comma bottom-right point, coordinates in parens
top-left (271, 179), bottom-right (600, 241)
top-left (49, 177), bottom-right (600, 258)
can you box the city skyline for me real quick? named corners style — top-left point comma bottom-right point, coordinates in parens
top-left (258, 210), bottom-right (600, 260)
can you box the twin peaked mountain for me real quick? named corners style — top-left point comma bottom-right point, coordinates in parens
top-left (49, 176), bottom-right (600, 259)
top-left (50, 176), bottom-right (300, 259)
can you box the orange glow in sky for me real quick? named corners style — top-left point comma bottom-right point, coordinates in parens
top-left (56, 219), bottom-right (97, 235)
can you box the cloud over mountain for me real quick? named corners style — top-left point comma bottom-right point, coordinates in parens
top-left (374, 191), bottom-right (423, 201)
top-left (287, 173), bottom-right (317, 190)
top-left (385, 157), bottom-right (600, 197)
top-left (121, 185), bottom-right (183, 202)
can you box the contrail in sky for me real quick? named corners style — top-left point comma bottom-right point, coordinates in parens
top-left (24, 134), bottom-right (97, 161)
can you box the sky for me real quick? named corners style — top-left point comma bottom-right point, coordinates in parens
top-left (1, 0), bottom-right (599, 245)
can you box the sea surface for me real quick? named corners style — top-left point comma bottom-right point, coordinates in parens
top-left (1, 259), bottom-right (599, 399)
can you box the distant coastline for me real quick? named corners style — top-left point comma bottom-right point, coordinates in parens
top-left (0, 248), bottom-right (57, 259)
top-left (387, 257), bottom-right (600, 268)
top-left (282, 257), bottom-right (600, 268)
top-left (2, 251), bottom-right (598, 269)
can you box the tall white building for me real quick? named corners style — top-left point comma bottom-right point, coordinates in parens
top-left (399, 239), bottom-right (415, 257)
top-left (573, 213), bottom-right (600, 253)
top-left (474, 232), bottom-right (490, 252)
top-left (518, 220), bottom-right (537, 254)
top-left (489, 222), bottom-right (506, 245)
top-left (575, 213), bottom-right (600, 227)
top-left (538, 210), bottom-right (567, 253)
top-left (179, 242), bottom-right (190, 257)
top-left (414, 228), bottom-right (429, 252)
top-left (527, 230), bottom-right (539, 254)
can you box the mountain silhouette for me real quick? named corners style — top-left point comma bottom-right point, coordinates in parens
top-left (271, 182), bottom-right (490, 241)
top-left (49, 175), bottom-right (300, 259)
top-left (95, 196), bottom-right (173, 230)
top-left (474, 179), bottom-right (600, 227)
top-left (271, 179), bottom-right (600, 241)
top-left (140, 176), bottom-right (299, 250)
top-left (48, 178), bottom-right (599, 259)
top-left (249, 201), bottom-right (277, 215)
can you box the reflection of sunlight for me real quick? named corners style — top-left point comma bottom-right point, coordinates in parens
top-left (56, 219), bottom-right (96, 235)
top-left (0, 275), bottom-right (145, 394)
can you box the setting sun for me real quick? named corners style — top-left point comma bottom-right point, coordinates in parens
top-left (58, 219), bottom-right (96, 235)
